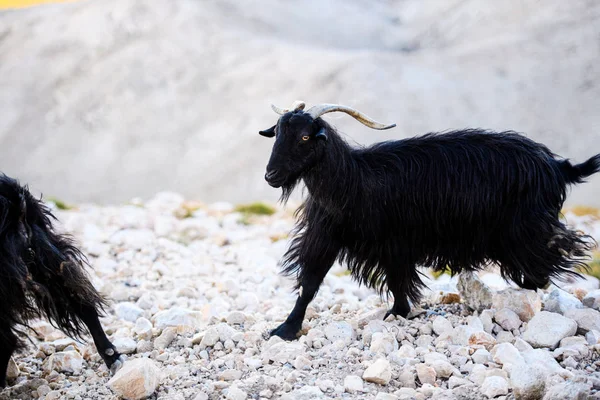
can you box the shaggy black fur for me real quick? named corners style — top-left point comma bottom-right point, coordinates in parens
top-left (259, 110), bottom-right (600, 340)
top-left (0, 174), bottom-right (122, 388)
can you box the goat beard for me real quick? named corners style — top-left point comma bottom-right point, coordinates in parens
top-left (279, 174), bottom-right (306, 205)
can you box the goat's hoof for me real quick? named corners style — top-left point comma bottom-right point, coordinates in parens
top-left (270, 322), bottom-right (300, 341)
top-left (384, 308), bottom-right (410, 321)
top-left (109, 355), bottom-right (126, 375)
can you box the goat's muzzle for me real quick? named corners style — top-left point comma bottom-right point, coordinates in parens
top-left (265, 169), bottom-right (284, 188)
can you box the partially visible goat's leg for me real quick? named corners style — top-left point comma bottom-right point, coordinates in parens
top-left (271, 243), bottom-right (340, 341)
top-left (70, 301), bottom-right (123, 374)
top-left (384, 259), bottom-right (424, 319)
top-left (0, 328), bottom-right (17, 388)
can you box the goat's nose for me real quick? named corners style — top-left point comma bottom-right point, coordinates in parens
top-left (265, 170), bottom-right (278, 180)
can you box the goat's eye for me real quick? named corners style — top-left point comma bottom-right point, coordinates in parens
top-left (301, 135), bottom-right (310, 141)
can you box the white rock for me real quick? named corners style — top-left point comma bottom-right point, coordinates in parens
top-left (490, 343), bottom-right (523, 369)
top-left (116, 302), bottom-right (145, 322)
top-left (510, 362), bottom-right (546, 400)
top-left (514, 337), bottom-right (534, 352)
top-left (432, 316), bottom-right (454, 336)
top-left (363, 359), bottom-right (392, 385)
top-left (226, 311), bottom-right (246, 325)
top-left (107, 358), bottom-right (162, 400)
top-left (226, 385), bottom-right (247, 400)
top-left (492, 288), bottom-right (542, 322)
top-left (585, 329), bottom-right (600, 344)
top-left (583, 289), bottom-right (600, 310)
top-left (110, 229), bottom-right (156, 248)
top-left (134, 317), bottom-right (153, 340)
top-left (358, 308), bottom-right (387, 328)
top-left (200, 328), bottom-right (219, 347)
top-left (469, 364), bottom-right (487, 385)
top-left (395, 344), bottom-right (416, 359)
top-left (494, 308), bottom-right (522, 331)
top-left (6, 357), bottom-right (19, 380)
top-left (244, 357), bottom-right (263, 369)
top-left (293, 355), bottom-right (312, 370)
top-left (542, 382), bottom-right (592, 400)
top-left (481, 376), bottom-right (509, 398)
top-left (344, 375), bottom-right (364, 393)
top-left (153, 307), bottom-right (204, 330)
top-left (324, 321), bottom-right (355, 343)
top-left (154, 327), bottom-right (177, 350)
top-left (282, 386), bottom-right (324, 400)
top-left (398, 369), bottom-right (416, 388)
top-left (42, 351), bottom-right (84, 375)
top-left (375, 393), bottom-right (399, 400)
top-left (525, 348), bottom-right (567, 372)
top-left (430, 360), bottom-right (456, 379)
top-left (544, 289), bottom-right (584, 314)
top-left (522, 311), bottom-right (577, 349)
top-left (114, 337), bottom-right (137, 354)
top-left (457, 272), bottom-right (493, 311)
top-left (471, 349), bottom-right (491, 364)
top-left (448, 376), bottom-right (470, 389)
top-left (563, 308), bottom-right (600, 334)
top-left (315, 379), bottom-right (335, 393)
top-left (480, 309), bottom-right (495, 334)
top-left (262, 341), bottom-right (305, 364)
top-left (370, 332), bottom-right (398, 355)
top-left (219, 369), bottom-right (242, 381)
top-left (395, 388), bottom-right (419, 400)
top-left (563, 274), bottom-right (600, 292)
top-left (554, 336), bottom-right (589, 359)
top-left (416, 363), bottom-right (437, 385)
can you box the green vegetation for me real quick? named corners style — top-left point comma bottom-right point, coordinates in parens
top-left (431, 266), bottom-right (452, 279)
top-left (234, 202), bottom-right (276, 216)
top-left (46, 197), bottom-right (74, 210)
top-left (584, 252), bottom-right (600, 279)
top-left (563, 206), bottom-right (600, 219)
top-left (175, 201), bottom-right (203, 219)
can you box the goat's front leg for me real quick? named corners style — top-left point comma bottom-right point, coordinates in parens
top-left (271, 242), bottom-right (340, 341)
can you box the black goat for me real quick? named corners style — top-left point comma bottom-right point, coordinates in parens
top-left (259, 100), bottom-right (600, 340)
top-left (0, 174), bottom-right (122, 388)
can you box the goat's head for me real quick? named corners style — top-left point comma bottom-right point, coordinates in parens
top-left (259, 101), bottom-right (395, 189)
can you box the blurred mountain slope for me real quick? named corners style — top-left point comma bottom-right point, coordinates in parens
top-left (0, 0), bottom-right (599, 205)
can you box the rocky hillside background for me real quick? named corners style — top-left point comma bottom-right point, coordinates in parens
top-left (0, 0), bottom-right (599, 205)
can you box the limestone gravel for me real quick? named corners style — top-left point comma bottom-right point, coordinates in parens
top-left (0, 195), bottom-right (598, 400)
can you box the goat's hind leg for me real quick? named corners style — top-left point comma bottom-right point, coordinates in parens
top-left (70, 301), bottom-right (123, 374)
top-left (0, 327), bottom-right (17, 388)
top-left (384, 260), bottom-right (424, 320)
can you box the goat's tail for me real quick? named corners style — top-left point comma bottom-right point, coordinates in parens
top-left (561, 154), bottom-right (600, 184)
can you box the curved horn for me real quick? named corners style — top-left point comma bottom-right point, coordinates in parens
top-left (305, 104), bottom-right (396, 130)
top-left (271, 100), bottom-right (306, 115)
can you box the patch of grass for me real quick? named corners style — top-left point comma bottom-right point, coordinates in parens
top-left (269, 233), bottom-right (289, 242)
top-left (238, 214), bottom-right (252, 226)
top-left (333, 269), bottom-right (352, 277)
top-left (46, 197), bottom-right (74, 210)
top-left (431, 266), bottom-right (452, 279)
top-left (563, 206), bottom-right (600, 219)
top-left (175, 201), bottom-right (203, 219)
top-left (234, 202), bottom-right (276, 216)
top-left (584, 252), bottom-right (600, 279)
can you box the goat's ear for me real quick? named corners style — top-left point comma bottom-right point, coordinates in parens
top-left (315, 127), bottom-right (328, 142)
top-left (259, 125), bottom-right (276, 138)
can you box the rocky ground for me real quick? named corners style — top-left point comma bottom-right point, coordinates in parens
top-left (1, 193), bottom-right (600, 400)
